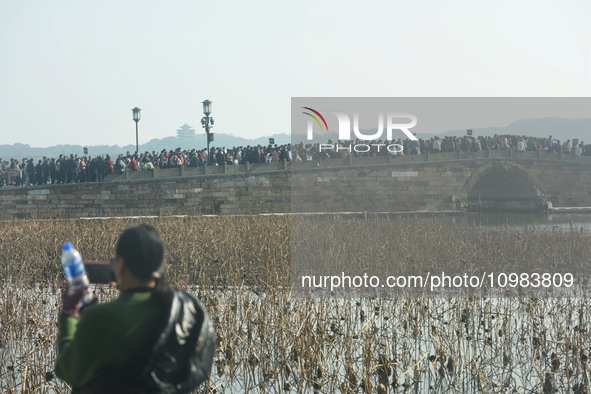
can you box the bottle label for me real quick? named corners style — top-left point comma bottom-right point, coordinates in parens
top-left (67, 260), bottom-right (85, 278)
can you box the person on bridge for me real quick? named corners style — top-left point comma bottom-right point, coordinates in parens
top-left (55, 224), bottom-right (215, 393)
top-left (546, 135), bottom-right (554, 152)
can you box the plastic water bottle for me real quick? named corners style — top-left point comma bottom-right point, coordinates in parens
top-left (61, 242), bottom-right (93, 305)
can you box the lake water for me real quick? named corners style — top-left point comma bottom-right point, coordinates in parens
top-left (3, 212), bottom-right (591, 393)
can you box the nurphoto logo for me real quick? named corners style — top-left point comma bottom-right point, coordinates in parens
top-left (302, 106), bottom-right (418, 153)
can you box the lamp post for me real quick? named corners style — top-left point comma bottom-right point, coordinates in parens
top-left (132, 107), bottom-right (141, 155)
top-left (201, 100), bottom-right (214, 165)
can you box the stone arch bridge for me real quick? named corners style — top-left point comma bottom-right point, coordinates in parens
top-left (291, 150), bottom-right (590, 213)
top-left (1, 150), bottom-right (590, 219)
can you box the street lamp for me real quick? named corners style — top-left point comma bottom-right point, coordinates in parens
top-left (201, 100), bottom-right (214, 164)
top-left (132, 107), bottom-right (141, 154)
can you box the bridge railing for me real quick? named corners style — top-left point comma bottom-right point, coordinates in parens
top-left (104, 149), bottom-right (591, 182)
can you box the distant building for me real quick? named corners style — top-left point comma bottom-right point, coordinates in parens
top-left (177, 124), bottom-right (196, 139)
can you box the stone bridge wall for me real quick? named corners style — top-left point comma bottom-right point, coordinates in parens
top-left (1, 151), bottom-right (590, 219)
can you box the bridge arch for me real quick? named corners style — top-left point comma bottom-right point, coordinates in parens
top-left (461, 161), bottom-right (545, 212)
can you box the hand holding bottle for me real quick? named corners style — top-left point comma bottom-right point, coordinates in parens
top-left (61, 242), bottom-right (96, 317)
top-left (61, 284), bottom-right (93, 318)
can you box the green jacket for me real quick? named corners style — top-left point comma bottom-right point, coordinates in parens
top-left (55, 289), bottom-right (164, 389)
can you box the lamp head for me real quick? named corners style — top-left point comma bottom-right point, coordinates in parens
top-left (202, 100), bottom-right (212, 116)
top-left (132, 107), bottom-right (141, 122)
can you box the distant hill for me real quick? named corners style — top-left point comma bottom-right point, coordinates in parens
top-left (2, 117), bottom-right (589, 161)
top-left (296, 117), bottom-right (591, 144)
top-left (0, 132), bottom-right (291, 161)
top-left (429, 117), bottom-right (591, 143)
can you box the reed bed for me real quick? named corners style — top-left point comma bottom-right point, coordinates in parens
top-left (0, 215), bottom-right (590, 393)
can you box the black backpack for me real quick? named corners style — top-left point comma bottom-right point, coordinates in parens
top-left (140, 290), bottom-right (216, 393)
top-left (78, 290), bottom-right (215, 394)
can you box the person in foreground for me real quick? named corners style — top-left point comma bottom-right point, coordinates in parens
top-left (55, 224), bottom-right (215, 393)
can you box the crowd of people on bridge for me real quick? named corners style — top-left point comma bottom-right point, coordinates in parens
top-left (0, 133), bottom-right (589, 187)
top-left (315, 134), bottom-right (589, 158)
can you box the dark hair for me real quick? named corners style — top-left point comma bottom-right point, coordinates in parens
top-left (116, 224), bottom-right (164, 279)
top-left (116, 224), bottom-right (172, 318)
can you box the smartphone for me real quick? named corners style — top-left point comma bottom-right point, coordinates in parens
top-left (85, 261), bottom-right (116, 283)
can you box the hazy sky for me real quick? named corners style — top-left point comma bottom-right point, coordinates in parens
top-left (1, 0), bottom-right (590, 148)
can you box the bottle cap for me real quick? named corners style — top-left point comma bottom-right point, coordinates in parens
top-left (62, 242), bottom-right (73, 251)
